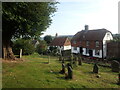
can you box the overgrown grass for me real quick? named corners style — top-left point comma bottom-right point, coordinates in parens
top-left (2, 53), bottom-right (120, 88)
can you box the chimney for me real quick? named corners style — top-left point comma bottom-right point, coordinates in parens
top-left (85, 25), bottom-right (89, 30)
top-left (55, 33), bottom-right (58, 37)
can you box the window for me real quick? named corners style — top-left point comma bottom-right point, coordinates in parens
top-left (74, 47), bottom-right (77, 50)
top-left (95, 50), bottom-right (100, 55)
top-left (86, 48), bottom-right (89, 54)
top-left (95, 41), bottom-right (99, 47)
top-left (86, 41), bottom-right (89, 46)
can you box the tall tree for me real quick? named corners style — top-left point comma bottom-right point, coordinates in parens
top-left (44, 35), bottom-right (53, 44)
top-left (2, 2), bottom-right (58, 60)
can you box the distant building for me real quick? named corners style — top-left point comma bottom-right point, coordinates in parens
top-left (49, 37), bottom-right (71, 54)
top-left (31, 40), bottom-right (39, 48)
top-left (71, 25), bottom-right (113, 58)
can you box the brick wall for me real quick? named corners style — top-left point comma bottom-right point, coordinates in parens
top-left (107, 42), bottom-right (120, 58)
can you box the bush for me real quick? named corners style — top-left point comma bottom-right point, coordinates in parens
top-left (13, 39), bottom-right (35, 55)
top-left (36, 40), bottom-right (47, 55)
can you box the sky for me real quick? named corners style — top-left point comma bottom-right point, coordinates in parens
top-left (41, 0), bottom-right (120, 37)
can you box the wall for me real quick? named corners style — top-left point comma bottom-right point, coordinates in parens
top-left (107, 42), bottom-right (120, 59)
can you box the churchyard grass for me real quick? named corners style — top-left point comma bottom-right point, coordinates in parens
top-left (2, 53), bottom-right (120, 88)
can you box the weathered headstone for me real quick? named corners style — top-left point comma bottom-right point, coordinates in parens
top-left (111, 60), bottom-right (120, 72)
top-left (59, 63), bottom-right (65, 74)
top-left (68, 66), bottom-right (73, 79)
top-left (78, 56), bottom-right (82, 65)
top-left (93, 63), bottom-right (99, 73)
top-left (65, 63), bottom-right (73, 79)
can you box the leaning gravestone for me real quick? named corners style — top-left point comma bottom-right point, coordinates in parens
top-left (111, 60), bottom-right (120, 72)
top-left (67, 63), bottom-right (73, 79)
top-left (93, 63), bottom-right (99, 73)
top-left (59, 63), bottom-right (65, 74)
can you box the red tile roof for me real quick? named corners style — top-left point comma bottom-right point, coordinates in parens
top-left (49, 37), bottom-right (71, 46)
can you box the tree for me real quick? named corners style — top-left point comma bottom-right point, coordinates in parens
top-left (44, 35), bottom-right (53, 44)
top-left (2, 2), bottom-right (58, 60)
top-left (13, 39), bottom-right (35, 55)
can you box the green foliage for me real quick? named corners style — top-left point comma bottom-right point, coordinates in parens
top-left (44, 35), bottom-right (53, 44)
top-left (13, 39), bottom-right (35, 55)
top-left (49, 46), bottom-right (59, 55)
top-left (36, 40), bottom-right (47, 55)
top-left (2, 2), bottom-right (58, 40)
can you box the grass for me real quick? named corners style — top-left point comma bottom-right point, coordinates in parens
top-left (2, 53), bottom-right (120, 88)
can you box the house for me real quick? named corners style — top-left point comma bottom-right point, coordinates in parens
top-left (49, 36), bottom-right (71, 54)
top-left (31, 40), bottom-right (39, 48)
top-left (71, 25), bottom-right (113, 58)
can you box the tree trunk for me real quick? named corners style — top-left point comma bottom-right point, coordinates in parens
top-left (2, 40), bottom-right (16, 60)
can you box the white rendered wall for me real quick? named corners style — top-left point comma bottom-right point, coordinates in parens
top-left (103, 32), bottom-right (113, 57)
top-left (63, 45), bottom-right (71, 50)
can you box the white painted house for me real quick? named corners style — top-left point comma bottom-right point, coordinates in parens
top-left (49, 37), bottom-right (71, 54)
top-left (71, 25), bottom-right (113, 58)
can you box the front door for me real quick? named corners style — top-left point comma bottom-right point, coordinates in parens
top-left (80, 47), bottom-right (83, 55)
top-left (89, 50), bottom-right (93, 57)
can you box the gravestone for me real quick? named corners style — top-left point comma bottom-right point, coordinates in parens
top-left (59, 63), bottom-right (65, 74)
top-left (111, 60), bottom-right (120, 72)
top-left (67, 63), bottom-right (73, 79)
top-left (93, 63), bottom-right (99, 73)
top-left (65, 63), bottom-right (73, 79)
top-left (78, 56), bottom-right (82, 65)
top-left (68, 66), bottom-right (73, 79)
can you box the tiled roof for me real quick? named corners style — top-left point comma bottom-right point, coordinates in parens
top-left (49, 37), bottom-right (71, 46)
top-left (71, 29), bottom-right (111, 41)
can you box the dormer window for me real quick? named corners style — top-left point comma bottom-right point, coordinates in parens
top-left (86, 41), bottom-right (89, 46)
top-left (95, 41), bottom-right (99, 47)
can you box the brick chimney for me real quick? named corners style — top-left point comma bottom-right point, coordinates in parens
top-left (85, 25), bottom-right (89, 30)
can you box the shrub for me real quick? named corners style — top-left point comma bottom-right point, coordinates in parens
top-left (13, 39), bottom-right (35, 55)
top-left (36, 40), bottom-right (47, 55)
